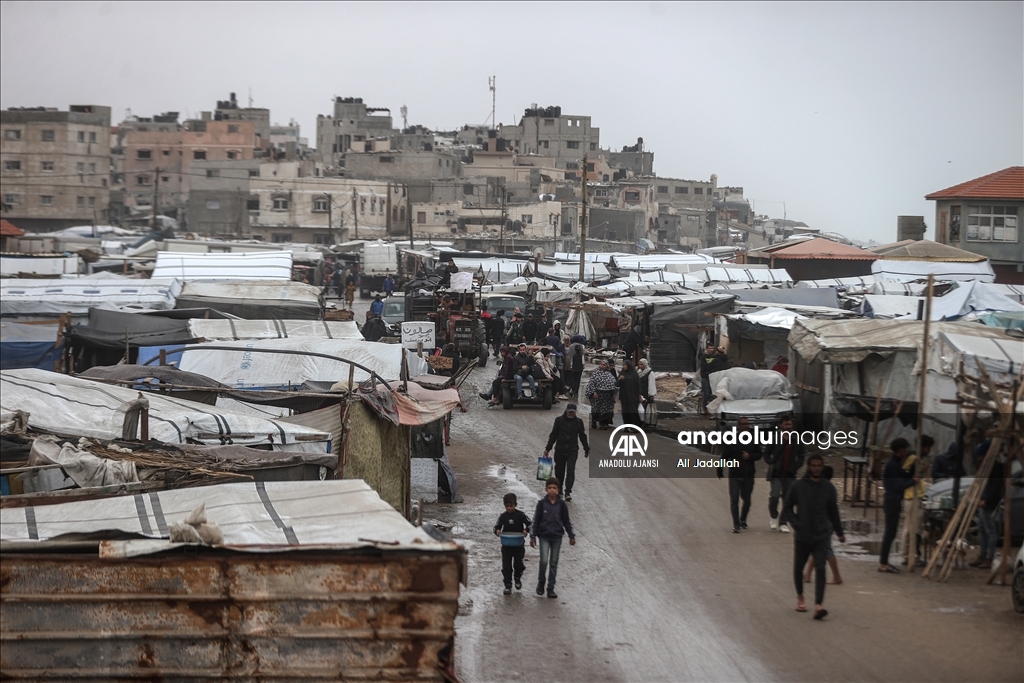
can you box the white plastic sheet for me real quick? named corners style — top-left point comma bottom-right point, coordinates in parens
top-left (152, 251), bottom-right (293, 280)
top-left (0, 278), bottom-right (182, 316)
top-left (178, 338), bottom-right (427, 387)
top-left (187, 319), bottom-right (362, 341)
top-left (871, 259), bottom-right (995, 283)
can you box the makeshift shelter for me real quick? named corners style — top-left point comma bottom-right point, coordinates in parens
top-left (722, 286), bottom-right (840, 309)
top-left (746, 237), bottom-right (880, 281)
top-left (872, 259), bottom-right (995, 283)
top-left (0, 368), bottom-right (332, 452)
top-left (173, 280), bottom-right (323, 320)
top-left (0, 278), bottom-right (182, 318)
top-left (0, 480), bottom-right (464, 681)
top-left (717, 307), bottom-right (806, 368)
top-left (151, 251), bottom-right (293, 280)
top-left (0, 254), bottom-right (81, 277)
top-left (0, 322), bottom-right (62, 371)
top-left (187, 318), bottom-right (362, 341)
top-left (68, 307), bottom-right (200, 370)
top-left (646, 293), bottom-right (736, 371)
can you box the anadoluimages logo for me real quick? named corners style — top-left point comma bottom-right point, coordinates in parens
top-left (609, 424), bottom-right (648, 458)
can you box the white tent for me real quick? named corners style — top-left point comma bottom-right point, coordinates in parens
top-left (871, 259), bottom-right (995, 283)
top-left (0, 278), bottom-right (182, 317)
top-left (188, 319), bottom-right (362, 341)
top-left (0, 368), bottom-right (330, 452)
top-left (152, 251), bottom-right (293, 280)
top-left (178, 338), bottom-right (428, 388)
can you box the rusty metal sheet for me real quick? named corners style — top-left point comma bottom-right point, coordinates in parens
top-left (1, 550), bottom-right (463, 680)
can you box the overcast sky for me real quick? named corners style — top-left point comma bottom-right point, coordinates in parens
top-left (2, 1), bottom-right (1021, 243)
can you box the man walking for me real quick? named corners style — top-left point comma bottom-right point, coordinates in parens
top-left (700, 344), bottom-right (729, 417)
top-left (530, 477), bottom-right (576, 598)
top-left (382, 273), bottom-right (395, 297)
top-left (783, 454), bottom-right (846, 620)
top-left (544, 403), bottom-right (590, 502)
top-left (717, 417), bottom-right (761, 532)
top-left (765, 415), bottom-right (805, 532)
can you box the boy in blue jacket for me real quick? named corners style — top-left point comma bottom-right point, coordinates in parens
top-left (530, 477), bottom-right (576, 599)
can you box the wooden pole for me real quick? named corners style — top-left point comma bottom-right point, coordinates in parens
top-left (579, 154), bottom-right (588, 282)
top-left (908, 274), bottom-right (934, 572)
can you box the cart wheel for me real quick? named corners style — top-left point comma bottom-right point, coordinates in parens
top-left (542, 386), bottom-right (553, 410)
top-left (502, 386), bottom-right (513, 410)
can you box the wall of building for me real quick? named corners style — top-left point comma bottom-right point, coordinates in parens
top-left (344, 150), bottom-right (461, 181)
top-left (498, 110), bottom-right (600, 169)
top-left (316, 97), bottom-right (397, 167)
top-left (933, 198), bottom-right (1023, 282)
top-left (186, 159), bottom-right (261, 236)
top-left (1, 105), bottom-right (112, 231)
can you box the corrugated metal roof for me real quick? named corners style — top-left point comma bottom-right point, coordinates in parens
top-left (749, 237), bottom-right (879, 260)
top-left (925, 166), bottom-right (1024, 200)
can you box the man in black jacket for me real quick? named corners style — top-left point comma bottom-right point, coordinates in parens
top-left (717, 417), bottom-right (762, 532)
top-left (878, 438), bottom-right (918, 573)
top-left (522, 313), bottom-right (539, 345)
top-left (700, 344), bottom-right (729, 417)
top-left (765, 415), bottom-right (805, 532)
top-left (783, 454), bottom-right (846, 620)
top-left (544, 403), bottom-right (590, 501)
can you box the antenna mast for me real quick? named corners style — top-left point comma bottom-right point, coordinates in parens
top-left (400, 105), bottom-right (408, 129)
top-left (488, 75), bottom-right (496, 128)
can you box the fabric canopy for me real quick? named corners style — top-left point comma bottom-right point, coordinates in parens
top-left (188, 319), bottom-right (362, 341)
top-left (871, 259), bottom-right (995, 283)
top-left (152, 251), bottom-right (293, 281)
top-left (0, 322), bottom-right (62, 371)
top-left (174, 281), bottom-right (322, 320)
top-left (69, 307), bottom-right (198, 350)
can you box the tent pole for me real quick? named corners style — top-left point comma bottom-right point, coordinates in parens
top-left (909, 274), bottom-right (934, 572)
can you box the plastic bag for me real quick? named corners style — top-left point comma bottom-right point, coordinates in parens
top-left (536, 455), bottom-right (553, 481)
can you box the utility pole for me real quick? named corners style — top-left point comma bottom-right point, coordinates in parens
top-left (500, 187), bottom-right (508, 254)
top-left (150, 167), bottom-right (160, 231)
top-left (352, 187), bottom-right (359, 240)
top-left (406, 186), bottom-right (414, 250)
top-left (579, 154), bottom-right (588, 282)
top-left (327, 193), bottom-right (333, 245)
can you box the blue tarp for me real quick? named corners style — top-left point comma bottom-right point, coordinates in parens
top-left (0, 322), bottom-right (62, 371)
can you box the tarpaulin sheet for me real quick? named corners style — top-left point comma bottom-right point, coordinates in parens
top-left (188, 319), bottom-right (362, 341)
top-left (0, 368), bottom-right (331, 452)
top-left (720, 287), bottom-right (839, 309)
top-left (0, 322), bottom-right (61, 371)
top-left (174, 281), bottom-right (322, 320)
top-left (69, 307), bottom-right (198, 349)
top-left (152, 251), bottom-right (293, 281)
top-left (794, 276), bottom-right (874, 294)
top-left (177, 338), bottom-right (427, 387)
top-left (0, 278), bottom-right (182, 317)
top-left (861, 294), bottom-right (922, 319)
top-left (0, 255), bottom-right (80, 277)
top-left (649, 295), bottom-right (735, 372)
top-left (917, 281), bottom-right (1024, 321)
top-left (0, 479), bottom-right (451, 552)
top-left (28, 436), bottom-right (139, 489)
top-left (871, 259), bottom-right (995, 283)
top-left (707, 367), bottom-right (792, 411)
top-left (931, 330), bottom-right (1023, 380)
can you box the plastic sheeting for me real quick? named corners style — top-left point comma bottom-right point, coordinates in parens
top-left (931, 330), bottom-right (1023, 380)
top-left (0, 255), bottom-right (80, 277)
top-left (0, 479), bottom-right (451, 552)
top-left (174, 280), bottom-right (322, 320)
top-left (706, 367), bottom-right (792, 412)
top-left (188, 319), bottom-right (362, 341)
top-left (0, 278), bottom-right (182, 316)
top-left (69, 307), bottom-right (198, 349)
top-left (860, 294), bottom-right (922, 319)
top-left (0, 368), bottom-right (331, 451)
top-left (726, 307), bottom-right (805, 330)
top-left (871, 259), bottom-right (995, 283)
top-left (915, 281), bottom-right (1024, 321)
top-left (0, 322), bottom-right (61, 371)
top-left (794, 275), bottom-right (875, 294)
top-left (152, 251), bottom-right (293, 280)
top-left (721, 287), bottom-right (839, 309)
top-left (177, 338), bottom-right (428, 387)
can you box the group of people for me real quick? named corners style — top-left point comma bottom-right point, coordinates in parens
top-left (583, 357), bottom-right (652, 429)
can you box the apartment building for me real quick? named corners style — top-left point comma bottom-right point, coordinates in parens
top-left (316, 97), bottom-right (397, 167)
top-left (0, 104), bottom-right (111, 232)
top-left (186, 159), bottom-right (262, 237)
top-left (498, 106), bottom-right (600, 171)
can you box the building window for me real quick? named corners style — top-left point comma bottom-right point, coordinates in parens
top-left (4, 130), bottom-right (22, 140)
top-left (193, 150), bottom-right (207, 160)
top-left (675, 187), bottom-right (688, 194)
top-left (463, 183), bottom-right (475, 195)
top-left (4, 193), bottom-right (21, 205)
top-left (379, 156), bottom-right (394, 163)
top-left (248, 169), bottom-right (259, 177)
top-left (206, 169), bottom-right (220, 178)
top-left (417, 211), bottom-right (426, 224)
top-left (227, 124), bottom-right (240, 133)
top-left (271, 233), bottom-right (292, 243)
top-left (203, 199), bottom-right (220, 210)
top-left (966, 205), bottom-right (1018, 242)
top-left (76, 162), bottom-right (85, 173)
top-left (566, 141), bottom-right (580, 149)
top-left (590, 143), bottom-right (596, 150)
top-left (88, 196), bottom-right (96, 208)
top-left (137, 149), bottom-right (152, 160)
top-left (162, 176), bottom-right (169, 182)
top-left (694, 187), bottom-right (703, 195)
top-left (587, 162), bottom-right (595, 172)
top-left (137, 175), bottom-right (150, 186)
top-left (565, 162), bottom-right (579, 170)
top-left (595, 189), bottom-right (609, 198)
top-left (521, 214), bottom-right (533, 224)
top-left (544, 119), bottom-right (554, 126)
top-left (40, 195), bottom-right (53, 205)
top-left (4, 160), bottom-right (21, 171)
top-left (540, 140), bottom-right (549, 148)
top-left (313, 234), bottom-right (332, 245)
top-left (360, 197), bottom-right (366, 214)
top-left (272, 198), bottom-right (289, 210)
top-left (77, 131), bottom-right (85, 142)
top-left (89, 132), bottom-right (96, 143)
top-left (77, 196), bottom-right (85, 207)
top-left (162, 149), bottom-right (171, 156)
top-left (247, 198), bottom-right (260, 211)
top-left (624, 191), bottom-right (641, 202)
top-left (227, 151), bottom-right (237, 160)
top-left (41, 130), bottom-right (55, 142)
top-left (89, 163), bottom-right (96, 174)
top-left (313, 197), bottom-right (329, 212)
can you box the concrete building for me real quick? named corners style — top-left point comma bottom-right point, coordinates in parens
top-left (316, 97), bottom-right (397, 167)
top-left (268, 119), bottom-right (309, 158)
top-left (926, 166), bottom-right (1024, 284)
top-left (214, 92), bottom-right (270, 149)
top-left (607, 138), bottom-right (654, 177)
top-left (186, 159), bottom-right (261, 237)
top-left (344, 149), bottom-right (461, 181)
top-left (498, 105), bottom-right (600, 171)
top-left (650, 175), bottom-right (717, 211)
top-left (0, 104), bottom-right (112, 232)
top-left (249, 160), bottom-right (403, 244)
top-left (122, 114), bottom-right (256, 223)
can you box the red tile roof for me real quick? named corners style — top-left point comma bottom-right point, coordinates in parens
top-left (0, 219), bottom-right (25, 237)
top-left (925, 166), bottom-right (1024, 200)
top-left (749, 237), bottom-right (879, 260)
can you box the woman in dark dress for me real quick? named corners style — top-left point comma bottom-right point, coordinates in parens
top-left (618, 360), bottom-right (642, 426)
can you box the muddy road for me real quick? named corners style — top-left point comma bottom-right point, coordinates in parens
top-left (437, 367), bottom-right (1022, 682)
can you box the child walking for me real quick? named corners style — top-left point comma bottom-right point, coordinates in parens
top-left (493, 493), bottom-right (531, 595)
top-left (530, 477), bottom-right (576, 599)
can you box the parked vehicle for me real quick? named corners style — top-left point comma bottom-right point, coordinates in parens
top-left (359, 241), bottom-right (398, 298)
top-left (710, 367), bottom-right (798, 429)
top-left (921, 460), bottom-right (1024, 544)
top-left (479, 293), bottom-right (527, 318)
top-left (381, 297), bottom-right (405, 337)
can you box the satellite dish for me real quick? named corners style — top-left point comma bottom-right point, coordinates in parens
top-left (532, 246), bottom-right (546, 261)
